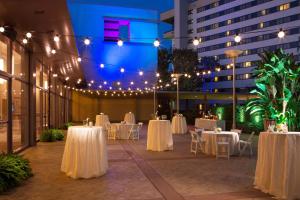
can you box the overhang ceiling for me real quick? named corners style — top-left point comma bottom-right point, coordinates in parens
top-left (0, 0), bottom-right (83, 83)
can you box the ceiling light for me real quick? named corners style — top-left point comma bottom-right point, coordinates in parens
top-left (26, 32), bottom-right (32, 38)
top-left (22, 38), bottom-right (28, 44)
top-left (65, 77), bottom-right (69, 81)
top-left (54, 35), bottom-right (60, 42)
top-left (0, 26), bottom-right (5, 33)
top-left (51, 49), bottom-right (56, 54)
top-left (53, 74), bottom-right (58, 78)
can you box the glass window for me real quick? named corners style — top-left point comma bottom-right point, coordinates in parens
top-left (12, 79), bottom-right (29, 151)
top-left (36, 88), bottom-right (42, 138)
top-left (12, 44), bottom-right (27, 79)
top-left (0, 77), bottom-right (8, 152)
top-left (0, 37), bottom-right (8, 72)
top-left (280, 3), bottom-right (290, 11)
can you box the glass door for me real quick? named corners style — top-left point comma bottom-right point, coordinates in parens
top-left (0, 76), bottom-right (8, 153)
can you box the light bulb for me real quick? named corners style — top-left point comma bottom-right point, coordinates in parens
top-left (193, 37), bottom-right (200, 46)
top-left (26, 32), bottom-right (32, 38)
top-left (278, 29), bottom-right (285, 39)
top-left (100, 64), bottom-right (104, 68)
top-left (22, 38), bottom-right (28, 44)
top-left (0, 26), bottom-right (5, 33)
top-left (154, 38), bottom-right (160, 47)
top-left (54, 35), bottom-right (60, 42)
top-left (77, 57), bottom-right (82, 62)
top-left (51, 49), bottom-right (56, 54)
top-left (120, 68), bottom-right (125, 73)
top-left (234, 34), bottom-right (241, 43)
top-left (156, 73), bottom-right (160, 77)
top-left (139, 71), bottom-right (144, 76)
top-left (117, 39), bottom-right (123, 46)
top-left (84, 38), bottom-right (90, 45)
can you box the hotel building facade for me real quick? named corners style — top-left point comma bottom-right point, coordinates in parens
top-left (161, 0), bottom-right (300, 93)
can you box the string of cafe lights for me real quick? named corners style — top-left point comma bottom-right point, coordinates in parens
top-left (0, 24), bottom-right (298, 97)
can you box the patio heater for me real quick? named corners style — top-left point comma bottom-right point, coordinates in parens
top-left (224, 49), bottom-right (243, 129)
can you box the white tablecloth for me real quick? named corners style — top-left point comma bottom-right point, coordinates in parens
top-left (95, 114), bottom-right (110, 128)
top-left (254, 132), bottom-right (300, 200)
top-left (195, 118), bottom-right (225, 130)
top-left (147, 120), bottom-right (173, 151)
top-left (124, 112), bottom-right (135, 124)
top-left (111, 123), bottom-right (133, 139)
top-left (201, 131), bottom-right (239, 155)
top-left (61, 126), bottom-right (108, 179)
top-left (172, 115), bottom-right (187, 134)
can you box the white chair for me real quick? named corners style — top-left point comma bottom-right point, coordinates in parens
top-left (161, 115), bottom-right (167, 120)
top-left (216, 134), bottom-right (231, 160)
top-left (128, 124), bottom-right (140, 140)
top-left (231, 129), bottom-right (242, 137)
top-left (239, 131), bottom-right (255, 157)
top-left (106, 124), bottom-right (117, 140)
top-left (190, 130), bottom-right (205, 156)
top-left (195, 128), bottom-right (204, 133)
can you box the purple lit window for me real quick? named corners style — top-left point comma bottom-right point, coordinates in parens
top-left (104, 18), bottom-right (130, 42)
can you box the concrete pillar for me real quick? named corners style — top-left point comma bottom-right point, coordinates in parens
top-left (174, 0), bottom-right (188, 49)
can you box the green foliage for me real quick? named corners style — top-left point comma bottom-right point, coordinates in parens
top-left (0, 154), bottom-right (32, 193)
top-left (63, 122), bottom-right (73, 130)
top-left (40, 129), bottom-right (64, 142)
top-left (246, 49), bottom-right (300, 130)
top-left (215, 107), bottom-right (225, 120)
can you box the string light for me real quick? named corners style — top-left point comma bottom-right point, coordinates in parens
top-left (77, 57), bottom-right (82, 62)
top-left (278, 28), bottom-right (285, 39)
top-left (26, 32), bottom-right (32, 38)
top-left (53, 74), bottom-right (58, 78)
top-left (156, 73), bottom-right (160, 77)
top-left (139, 71), bottom-right (144, 76)
top-left (100, 63), bottom-right (104, 68)
top-left (234, 34), bottom-right (241, 43)
top-left (130, 81), bottom-right (134, 85)
top-left (51, 49), bottom-right (56, 54)
top-left (153, 38), bottom-right (160, 47)
top-left (84, 38), bottom-right (91, 45)
top-left (193, 37), bottom-right (200, 46)
top-left (117, 39), bottom-right (123, 47)
top-left (0, 26), bottom-right (5, 33)
top-left (65, 77), bottom-right (69, 81)
top-left (120, 67), bottom-right (125, 73)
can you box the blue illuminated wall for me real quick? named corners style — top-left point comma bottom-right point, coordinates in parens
top-left (67, 1), bottom-right (160, 89)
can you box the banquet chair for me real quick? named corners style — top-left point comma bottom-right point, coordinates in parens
top-left (128, 124), bottom-right (140, 140)
top-left (106, 124), bottom-right (117, 140)
top-left (239, 131), bottom-right (255, 157)
top-left (231, 129), bottom-right (242, 137)
top-left (190, 130), bottom-right (205, 156)
top-left (138, 122), bottom-right (143, 131)
top-left (216, 134), bottom-right (231, 160)
top-left (161, 115), bottom-right (167, 120)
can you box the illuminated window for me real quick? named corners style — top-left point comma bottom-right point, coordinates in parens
top-left (214, 89), bottom-right (218, 93)
top-left (226, 31), bottom-right (230, 36)
top-left (245, 62), bottom-right (251, 67)
top-left (261, 10), bottom-right (266, 15)
top-left (244, 50), bottom-right (249, 56)
top-left (226, 41), bottom-right (232, 47)
top-left (214, 77), bottom-right (219, 82)
top-left (245, 74), bottom-right (250, 79)
top-left (279, 3), bottom-right (290, 11)
top-left (216, 67), bottom-right (221, 72)
top-left (226, 64), bottom-right (232, 69)
top-left (227, 76), bottom-right (232, 81)
top-left (104, 18), bottom-right (130, 42)
top-left (259, 22), bottom-right (264, 28)
top-left (227, 19), bottom-right (232, 25)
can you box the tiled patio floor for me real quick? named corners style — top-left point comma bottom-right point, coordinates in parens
top-left (0, 126), bottom-right (272, 200)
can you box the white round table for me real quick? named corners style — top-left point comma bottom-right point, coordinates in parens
top-left (147, 120), bottom-right (173, 151)
top-left (95, 114), bottom-right (110, 128)
top-left (61, 126), bottom-right (108, 179)
top-left (171, 115), bottom-right (187, 134)
top-left (195, 118), bottom-right (225, 130)
top-left (124, 112), bottom-right (135, 124)
top-left (254, 132), bottom-right (300, 200)
top-left (201, 131), bottom-right (239, 155)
